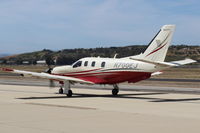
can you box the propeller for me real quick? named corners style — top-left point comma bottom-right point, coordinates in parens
top-left (45, 67), bottom-right (53, 74)
top-left (44, 66), bottom-right (56, 88)
top-left (49, 79), bottom-right (55, 88)
top-left (45, 55), bottom-right (56, 88)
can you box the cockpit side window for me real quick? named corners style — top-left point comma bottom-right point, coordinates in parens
top-left (91, 61), bottom-right (95, 67)
top-left (84, 61), bottom-right (88, 67)
top-left (72, 61), bottom-right (82, 68)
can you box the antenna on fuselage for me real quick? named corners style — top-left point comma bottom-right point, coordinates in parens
top-left (114, 53), bottom-right (118, 59)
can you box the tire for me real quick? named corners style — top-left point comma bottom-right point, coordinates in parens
top-left (67, 90), bottom-right (73, 97)
top-left (59, 88), bottom-right (63, 94)
top-left (112, 89), bottom-right (119, 96)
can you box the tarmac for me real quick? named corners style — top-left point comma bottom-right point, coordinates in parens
top-left (1, 84), bottom-right (200, 133)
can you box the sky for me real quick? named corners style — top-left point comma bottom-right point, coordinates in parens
top-left (0, 0), bottom-right (200, 54)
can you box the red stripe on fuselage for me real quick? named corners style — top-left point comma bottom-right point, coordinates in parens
top-left (1, 68), bottom-right (14, 72)
top-left (66, 68), bottom-right (101, 74)
top-left (64, 71), bottom-right (120, 77)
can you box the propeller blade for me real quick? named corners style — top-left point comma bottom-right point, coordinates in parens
top-left (49, 80), bottom-right (55, 88)
top-left (45, 67), bottom-right (53, 74)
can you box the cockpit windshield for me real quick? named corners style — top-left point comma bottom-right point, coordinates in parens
top-left (72, 61), bottom-right (82, 68)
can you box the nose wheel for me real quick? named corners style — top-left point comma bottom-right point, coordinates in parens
top-left (58, 87), bottom-right (73, 97)
top-left (66, 90), bottom-right (73, 97)
top-left (59, 88), bottom-right (63, 94)
top-left (59, 81), bottom-right (73, 97)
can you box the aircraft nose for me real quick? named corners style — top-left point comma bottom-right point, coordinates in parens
top-left (51, 67), bottom-right (57, 74)
top-left (51, 65), bottom-right (71, 74)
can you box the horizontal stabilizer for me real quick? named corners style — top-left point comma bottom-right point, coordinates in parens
top-left (129, 57), bottom-right (177, 67)
top-left (129, 57), bottom-right (196, 67)
top-left (170, 58), bottom-right (197, 66)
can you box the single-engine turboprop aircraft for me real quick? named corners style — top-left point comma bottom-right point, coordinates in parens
top-left (1, 25), bottom-right (196, 97)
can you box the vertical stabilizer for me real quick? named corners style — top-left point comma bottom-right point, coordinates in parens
top-left (136, 25), bottom-right (175, 62)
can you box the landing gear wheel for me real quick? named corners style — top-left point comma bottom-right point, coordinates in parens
top-left (112, 89), bottom-right (119, 96)
top-left (59, 88), bottom-right (63, 94)
top-left (67, 90), bottom-right (73, 97)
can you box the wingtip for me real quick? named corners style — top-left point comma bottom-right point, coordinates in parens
top-left (185, 58), bottom-right (197, 63)
top-left (1, 68), bottom-right (14, 72)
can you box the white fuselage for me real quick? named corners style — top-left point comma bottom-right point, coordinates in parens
top-left (52, 57), bottom-right (161, 84)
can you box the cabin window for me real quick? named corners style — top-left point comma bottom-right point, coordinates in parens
top-left (101, 62), bottom-right (106, 67)
top-left (84, 61), bottom-right (88, 66)
top-left (73, 61), bottom-right (82, 68)
top-left (91, 61), bottom-right (96, 67)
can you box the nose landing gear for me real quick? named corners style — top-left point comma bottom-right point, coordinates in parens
top-left (58, 81), bottom-right (73, 97)
top-left (66, 90), bottom-right (73, 97)
top-left (59, 87), bottom-right (63, 94)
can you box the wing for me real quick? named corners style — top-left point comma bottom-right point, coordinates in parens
top-left (1, 68), bottom-right (94, 84)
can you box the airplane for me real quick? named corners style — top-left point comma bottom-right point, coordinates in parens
top-left (1, 25), bottom-right (196, 97)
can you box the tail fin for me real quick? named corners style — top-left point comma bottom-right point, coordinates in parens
top-left (135, 25), bottom-right (176, 62)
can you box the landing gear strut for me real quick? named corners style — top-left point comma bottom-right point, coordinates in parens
top-left (112, 84), bottom-right (119, 96)
top-left (64, 81), bottom-right (73, 97)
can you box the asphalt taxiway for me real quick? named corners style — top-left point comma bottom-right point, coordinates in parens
top-left (0, 78), bottom-right (200, 94)
top-left (0, 84), bottom-right (200, 133)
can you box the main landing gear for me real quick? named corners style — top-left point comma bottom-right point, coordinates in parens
top-left (59, 82), bottom-right (119, 97)
top-left (59, 81), bottom-right (73, 97)
top-left (112, 84), bottom-right (119, 96)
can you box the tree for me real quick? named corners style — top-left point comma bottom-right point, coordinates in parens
top-left (45, 53), bottom-right (55, 66)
